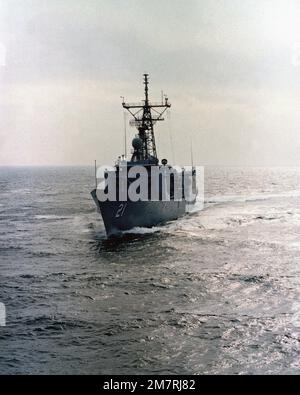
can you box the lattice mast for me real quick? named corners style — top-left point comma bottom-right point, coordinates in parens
top-left (122, 74), bottom-right (171, 162)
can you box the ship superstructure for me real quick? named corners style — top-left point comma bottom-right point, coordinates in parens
top-left (122, 73), bottom-right (170, 163)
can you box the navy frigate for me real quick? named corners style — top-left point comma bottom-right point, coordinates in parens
top-left (91, 74), bottom-right (197, 237)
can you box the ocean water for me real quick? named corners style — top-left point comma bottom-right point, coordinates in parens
top-left (0, 166), bottom-right (300, 374)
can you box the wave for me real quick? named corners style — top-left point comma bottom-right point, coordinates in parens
top-left (35, 215), bottom-right (72, 220)
top-left (205, 190), bottom-right (300, 205)
top-left (122, 226), bottom-right (162, 235)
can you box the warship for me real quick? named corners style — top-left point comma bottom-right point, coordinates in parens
top-left (91, 74), bottom-right (197, 237)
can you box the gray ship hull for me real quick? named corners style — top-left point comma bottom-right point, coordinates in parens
top-left (91, 189), bottom-right (186, 237)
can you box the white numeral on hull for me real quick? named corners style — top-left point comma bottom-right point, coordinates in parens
top-left (115, 203), bottom-right (127, 218)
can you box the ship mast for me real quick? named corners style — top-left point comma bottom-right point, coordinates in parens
top-left (122, 74), bottom-right (171, 163)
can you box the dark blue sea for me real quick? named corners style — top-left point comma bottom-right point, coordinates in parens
top-left (0, 166), bottom-right (300, 374)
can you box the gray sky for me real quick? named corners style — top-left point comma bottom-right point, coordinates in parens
top-left (1, 0), bottom-right (300, 166)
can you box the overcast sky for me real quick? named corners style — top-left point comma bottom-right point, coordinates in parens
top-left (1, 0), bottom-right (300, 165)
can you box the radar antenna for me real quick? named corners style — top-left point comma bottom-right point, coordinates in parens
top-left (122, 74), bottom-right (171, 163)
